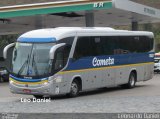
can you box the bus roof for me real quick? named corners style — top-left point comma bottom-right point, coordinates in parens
top-left (18, 27), bottom-right (154, 43)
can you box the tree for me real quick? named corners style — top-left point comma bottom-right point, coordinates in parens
top-left (0, 35), bottom-right (18, 49)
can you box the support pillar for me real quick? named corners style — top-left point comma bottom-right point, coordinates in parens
top-left (35, 15), bottom-right (44, 29)
top-left (85, 10), bottom-right (94, 27)
top-left (131, 21), bottom-right (138, 31)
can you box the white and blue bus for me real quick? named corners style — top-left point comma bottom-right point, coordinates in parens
top-left (2, 27), bottom-right (154, 98)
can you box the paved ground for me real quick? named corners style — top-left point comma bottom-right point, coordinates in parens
top-left (0, 74), bottom-right (160, 113)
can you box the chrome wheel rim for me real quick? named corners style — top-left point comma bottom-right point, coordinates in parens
top-left (130, 75), bottom-right (135, 86)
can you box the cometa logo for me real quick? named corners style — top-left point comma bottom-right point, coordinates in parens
top-left (92, 57), bottom-right (115, 67)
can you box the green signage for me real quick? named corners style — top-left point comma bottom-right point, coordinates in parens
top-left (0, 1), bottom-right (112, 18)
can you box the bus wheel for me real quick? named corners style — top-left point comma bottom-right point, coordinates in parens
top-left (33, 95), bottom-right (44, 99)
top-left (122, 72), bottom-right (136, 89)
top-left (68, 80), bottom-right (80, 97)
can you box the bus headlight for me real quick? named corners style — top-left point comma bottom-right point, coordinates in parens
top-left (40, 78), bottom-right (50, 86)
top-left (43, 81), bottom-right (49, 85)
top-left (10, 80), bottom-right (14, 84)
top-left (54, 76), bottom-right (63, 83)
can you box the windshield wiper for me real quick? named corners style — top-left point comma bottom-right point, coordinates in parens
top-left (32, 53), bottom-right (39, 76)
top-left (17, 54), bottom-right (29, 76)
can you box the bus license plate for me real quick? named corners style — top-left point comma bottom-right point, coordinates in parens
top-left (23, 89), bottom-right (31, 93)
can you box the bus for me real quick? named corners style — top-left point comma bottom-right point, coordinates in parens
top-left (1, 27), bottom-right (154, 98)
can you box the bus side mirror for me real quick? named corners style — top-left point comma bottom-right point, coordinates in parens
top-left (3, 43), bottom-right (15, 59)
top-left (49, 43), bottom-right (66, 59)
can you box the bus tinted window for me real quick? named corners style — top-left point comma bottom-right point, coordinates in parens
top-left (90, 37), bottom-right (103, 56)
top-left (138, 36), bottom-right (153, 53)
top-left (74, 36), bottom-right (153, 59)
top-left (117, 36), bottom-right (136, 53)
top-left (58, 37), bottom-right (74, 45)
top-left (117, 36), bottom-right (153, 53)
top-left (101, 36), bottom-right (118, 55)
top-left (74, 37), bottom-right (104, 59)
top-left (74, 37), bottom-right (91, 59)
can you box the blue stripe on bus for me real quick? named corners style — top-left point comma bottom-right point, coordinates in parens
top-left (65, 52), bottom-right (154, 71)
top-left (10, 52), bottom-right (154, 82)
top-left (17, 37), bottom-right (56, 43)
top-left (10, 75), bottom-right (48, 82)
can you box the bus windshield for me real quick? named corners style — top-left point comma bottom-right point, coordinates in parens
top-left (12, 42), bottom-right (55, 77)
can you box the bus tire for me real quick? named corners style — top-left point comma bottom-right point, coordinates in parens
top-left (68, 80), bottom-right (80, 97)
top-left (122, 72), bottom-right (136, 89)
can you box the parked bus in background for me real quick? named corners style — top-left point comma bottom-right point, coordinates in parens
top-left (154, 53), bottom-right (160, 73)
top-left (1, 27), bottom-right (154, 98)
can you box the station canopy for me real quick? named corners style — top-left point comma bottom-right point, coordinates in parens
top-left (0, 0), bottom-right (160, 35)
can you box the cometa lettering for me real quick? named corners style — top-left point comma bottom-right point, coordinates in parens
top-left (92, 57), bottom-right (114, 67)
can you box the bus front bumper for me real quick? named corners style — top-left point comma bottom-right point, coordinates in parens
top-left (9, 80), bottom-right (69, 96)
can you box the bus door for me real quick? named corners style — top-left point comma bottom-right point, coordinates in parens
top-left (73, 36), bottom-right (102, 89)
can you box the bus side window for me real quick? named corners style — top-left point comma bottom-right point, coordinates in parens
top-left (58, 37), bottom-right (74, 45)
top-left (116, 36), bottom-right (131, 54)
top-left (138, 36), bottom-right (153, 53)
top-left (54, 48), bottom-right (64, 70)
top-left (74, 36), bottom-right (103, 59)
top-left (90, 37), bottom-right (103, 56)
top-left (73, 37), bottom-right (91, 60)
top-left (54, 45), bottom-right (71, 71)
top-left (102, 36), bottom-right (118, 55)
